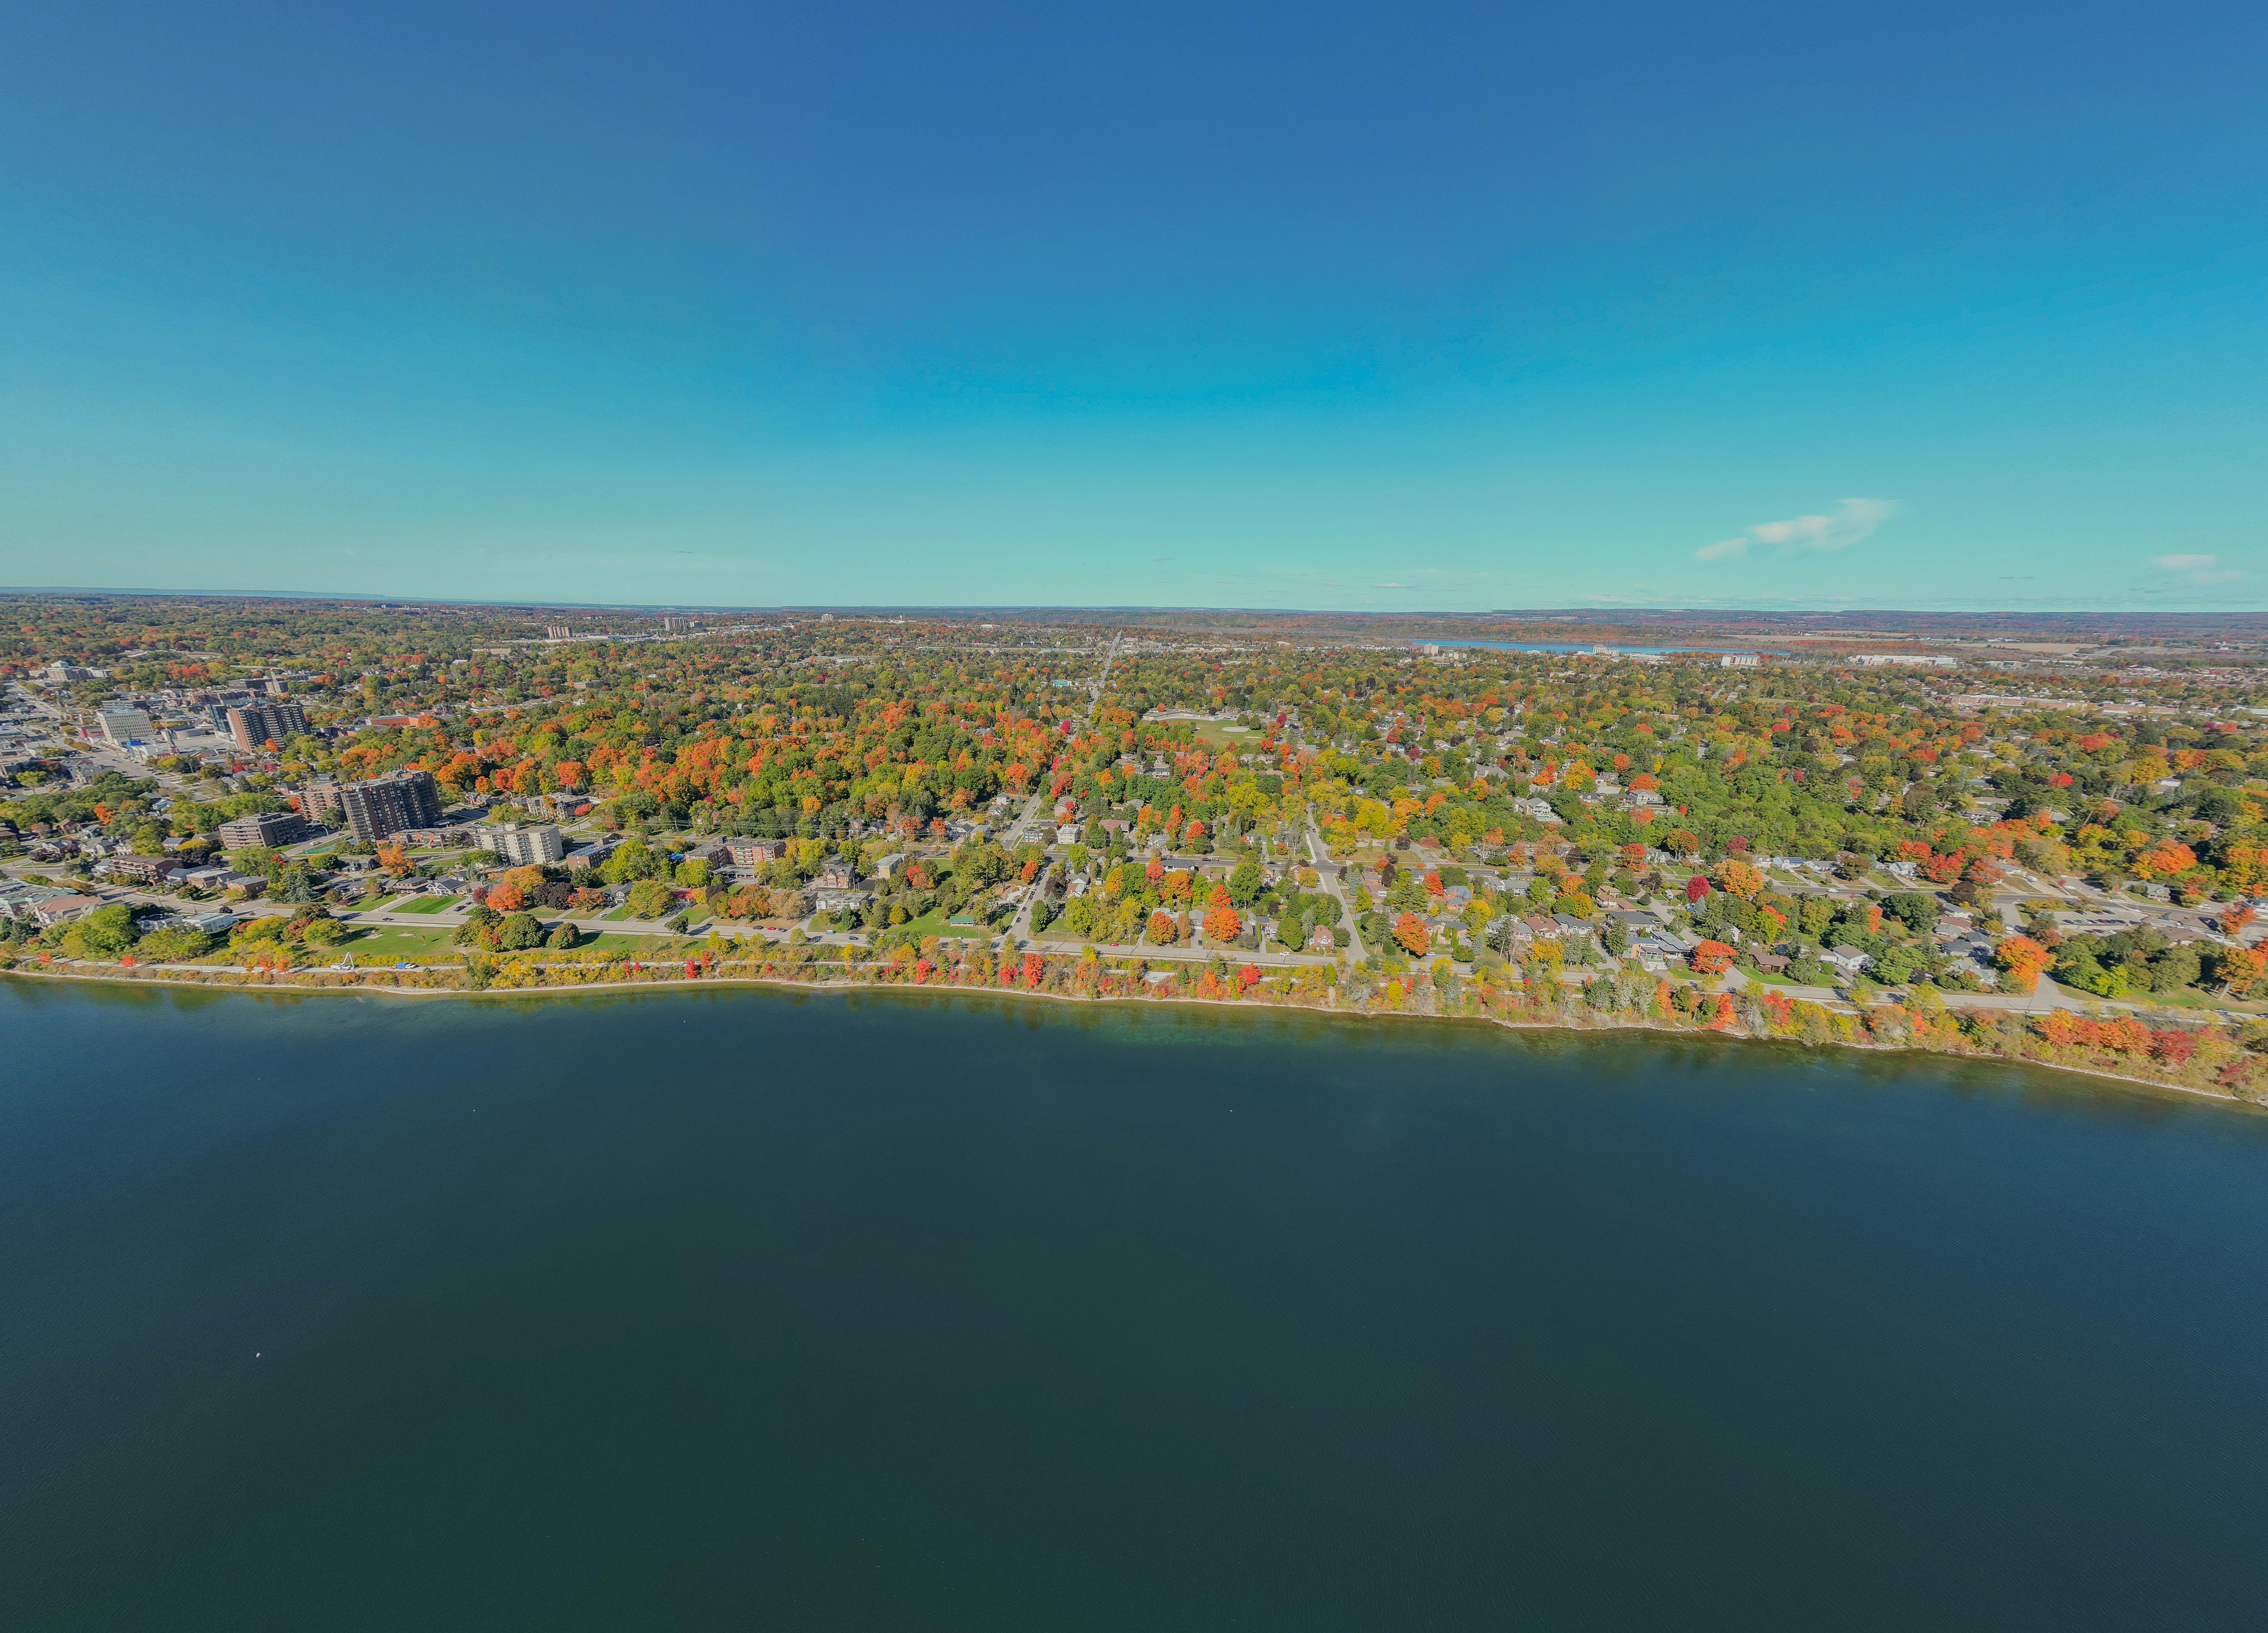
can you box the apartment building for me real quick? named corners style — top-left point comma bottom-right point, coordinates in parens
top-left (335, 770), bottom-right (444, 843)
top-left (226, 699), bottom-right (310, 752)
top-left (217, 811), bottom-right (311, 849)
top-left (475, 821), bottom-right (565, 867)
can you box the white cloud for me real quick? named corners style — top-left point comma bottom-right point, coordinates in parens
top-left (2149, 553), bottom-right (2249, 586)
top-left (1696, 498), bottom-right (1893, 564)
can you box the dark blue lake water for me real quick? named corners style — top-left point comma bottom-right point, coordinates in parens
top-left (5, 980), bottom-right (2265, 1630)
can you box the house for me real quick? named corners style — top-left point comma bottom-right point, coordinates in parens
top-left (815, 859), bottom-right (859, 891)
top-left (0, 881), bottom-right (74, 921)
top-left (1823, 947), bottom-right (1871, 979)
top-left (31, 893), bottom-right (102, 926)
top-left (1754, 952), bottom-right (1790, 974)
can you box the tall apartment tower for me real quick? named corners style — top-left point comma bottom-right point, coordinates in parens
top-left (227, 699), bottom-right (310, 752)
top-left (336, 770), bottom-right (444, 843)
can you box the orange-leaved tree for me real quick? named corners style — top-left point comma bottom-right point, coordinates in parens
top-left (1717, 859), bottom-right (1764, 899)
top-left (1994, 935), bottom-right (2054, 993)
top-left (1690, 939), bottom-right (1736, 975)
top-left (1395, 913), bottom-right (1432, 957)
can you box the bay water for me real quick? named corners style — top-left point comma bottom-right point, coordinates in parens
top-left (5, 980), bottom-right (2265, 1629)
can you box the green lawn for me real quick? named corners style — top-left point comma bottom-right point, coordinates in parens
top-left (395, 895), bottom-right (458, 914)
top-left (887, 908), bottom-right (996, 943)
top-left (601, 905), bottom-right (632, 922)
top-left (341, 925), bottom-right (457, 960)
top-left (1189, 718), bottom-right (1258, 750)
top-left (581, 932), bottom-right (676, 953)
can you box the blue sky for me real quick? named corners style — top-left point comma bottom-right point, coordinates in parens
top-left (2, 0), bottom-right (2263, 610)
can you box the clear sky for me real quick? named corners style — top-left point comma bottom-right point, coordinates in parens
top-left (2, 0), bottom-right (2262, 611)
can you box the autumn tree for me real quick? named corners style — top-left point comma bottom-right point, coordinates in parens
top-left (1717, 859), bottom-right (1763, 899)
top-left (1994, 935), bottom-right (2054, 994)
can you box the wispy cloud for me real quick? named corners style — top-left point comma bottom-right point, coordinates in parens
top-left (1696, 498), bottom-right (1893, 563)
top-left (2151, 553), bottom-right (2248, 585)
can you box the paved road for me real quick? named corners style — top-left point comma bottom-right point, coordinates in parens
top-left (1303, 818), bottom-right (1365, 961)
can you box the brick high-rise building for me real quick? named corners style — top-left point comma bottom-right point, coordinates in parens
top-left (226, 699), bottom-right (309, 752)
top-left (336, 770), bottom-right (444, 843)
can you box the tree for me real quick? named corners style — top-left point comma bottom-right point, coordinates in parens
top-left (1394, 912), bottom-right (1431, 957)
top-left (601, 839), bottom-right (659, 885)
top-left (61, 903), bottom-right (139, 960)
top-left (1882, 892), bottom-right (1941, 934)
top-left (546, 921), bottom-right (580, 949)
top-left (1203, 905), bottom-right (1242, 943)
top-left (625, 879), bottom-right (672, 919)
top-left (135, 925), bottom-right (212, 961)
top-left (1717, 859), bottom-right (1764, 899)
top-left (1690, 939), bottom-right (1736, 975)
top-left (1995, 934), bottom-right (2054, 994)
top-left (1227, 857), bottom-right (1263, 907)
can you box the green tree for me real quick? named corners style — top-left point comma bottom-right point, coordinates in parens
top-left (497, 912), bottom-right (545, 950)
top-left (135, 924), bottom-right (214, 961)
top-left (601, 839), bottom-right (659, 885)
top-left (1227, 857), bottom-right (1263, 907)
top-left (625, 879), bottom-right (672, 919)
top-left (61, 903), bottom-right (139, 960)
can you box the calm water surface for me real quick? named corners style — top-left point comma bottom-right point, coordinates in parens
top-left (5, 980), bottom-right (2266, 1630)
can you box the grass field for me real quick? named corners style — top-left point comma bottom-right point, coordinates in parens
top-left (886, 908), bottom-right (994, 943)
top-left (579, 932), bottom-right (676, 953)
top-left (395, 895), bottom-right (458, 914)
top-left (1189, 718), bottom-right (1260, 751)
top-left (341, 925), bottom-right (456, 961)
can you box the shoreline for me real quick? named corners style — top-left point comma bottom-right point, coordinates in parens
top-left (6, 962), bottom-right (2256, 1112)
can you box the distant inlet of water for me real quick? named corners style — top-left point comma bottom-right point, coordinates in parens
top-left (1429, 639), bottom-right (1793, 655)
top-left (5, 980), bottom-right (2266, 1631)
